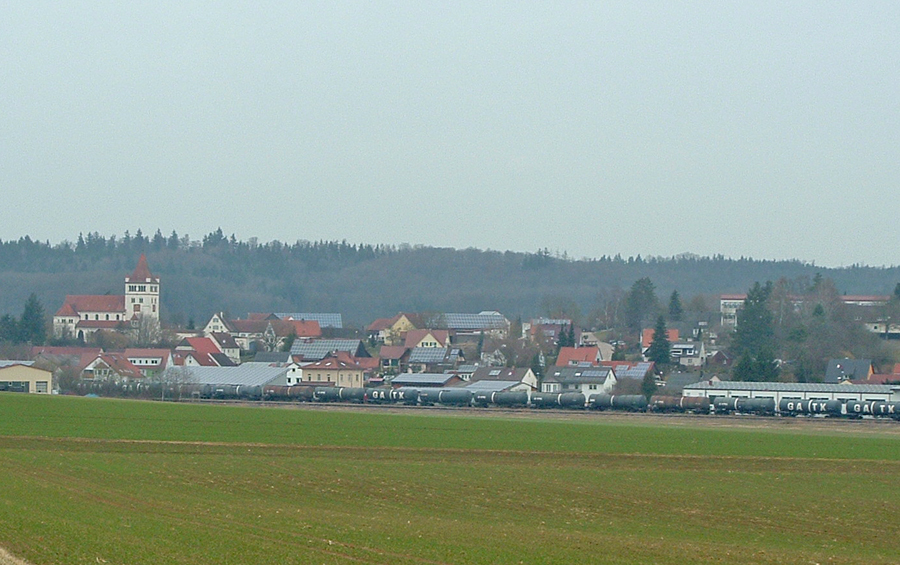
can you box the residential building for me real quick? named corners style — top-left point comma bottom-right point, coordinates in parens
top-left (299, 356), bottom-right (365, 387)
top-left (469, 366), bottom-right (537, 390)
top-left (541, 366), bottom-right (616, 395)
top-left (824, 359), bottom-right (873, 383)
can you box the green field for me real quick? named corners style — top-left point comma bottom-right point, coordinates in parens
top-left (2, 395), bottom-right (900, 564)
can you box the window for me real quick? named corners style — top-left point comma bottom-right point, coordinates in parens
top-left (105, 314), bottom-right (109, 320)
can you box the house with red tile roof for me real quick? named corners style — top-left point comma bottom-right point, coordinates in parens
top-left (78, 352), bottom-right (143, 382)
top-left (366, 313), bottom-right (422, 345)
top-left (641, 328), bottom-right (679, 350)
top-left (297, 355), bottom-right (365, 388)
top-left (53, 255), bottom-right (161, 341)
top-left (202, 312), bottom-right (321, 353)
top-left (555, 346), bottom-right (602, 367)
top-left (404, 329), bottom-right (449, 349)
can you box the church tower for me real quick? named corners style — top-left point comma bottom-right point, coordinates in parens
top-left (124, 254), bottom-right (160, 322)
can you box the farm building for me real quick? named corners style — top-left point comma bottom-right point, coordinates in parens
top-left (0, 361), bottom-right (54, 394)
top-left (159, 364), bottom-right (289, 388)
top-left (683, 381), bottom-right (900, 403)
top-left (389, 373), bottom-right (462, 388)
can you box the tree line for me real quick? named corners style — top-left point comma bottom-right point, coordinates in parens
top-left (1, 229), bottom-right (900, 330)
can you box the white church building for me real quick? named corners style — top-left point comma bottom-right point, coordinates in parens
top-left (53, 254), bottom-right (161, 340)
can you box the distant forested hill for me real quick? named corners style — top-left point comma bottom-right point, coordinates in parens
top-left (1, 229), bottom-right (897, 327)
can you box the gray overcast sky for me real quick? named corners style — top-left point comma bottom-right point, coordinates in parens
top-left (2, 2), bottom-right (898, 266)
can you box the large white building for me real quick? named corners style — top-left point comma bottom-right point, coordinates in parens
top-left (53, 255), bottom-right (160, 340)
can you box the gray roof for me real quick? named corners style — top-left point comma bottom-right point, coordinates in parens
top-left (606, 362), bottom-right (654, 379)
top-left (461, 380), bottom-right (521, 392)
top-left (544, 367), bottom-right (613, 384)
top-left (390, 373), bottom-right (456, 386)
top-left (162, 365), bottom-right (288, 387)
top-left (252, 351), bottom-right (292, 364)
top-left (684, 380), bottom-right (897, 395)
top-left (663, 374), bottom-right (706, 391)
top-left (274, 313), bottom-right (343, 329)
top-left (471, 367), bottom-right (532, 381)
top-left (824, 359), bottom-right (872, 383)
top-left (290, 339), bottom-right (365, 360)
top-left (443, 312), bottom-right (508, 331)
top-left (408, 347), bottom-right (461, 364)
top-left (0, 360), bottom-right (34, 368)
top-left (454, 364), bottom-right (479, 373)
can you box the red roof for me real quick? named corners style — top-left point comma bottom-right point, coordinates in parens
top-left (865, 374), bottom-right (900, 385)
top-left (228, 319), bottom-right (321, 338)
top-left (378, 346), bottom-right (408, 360)
top-left (555, 346), bottom-right (600, 367)
top-left (173, 351), bottom-right (218, 367)
top-left (286, 319), bottom-right (321, 338)
top-left (404, 329), bottom-right (449, 348)
top-left (125, 348), bottom-right (170, 359)
top-left (186, 337), bottom-right (221, 355)
top-left (32, 346), bottom-right (102, 358)
top-left (367, 316), bottom-right (396, 332)
top-left (55, 303), bottom-right (78, 317)
top-left (76, 320), bottom-right (125, 329)
top-left (641, 328), bottom-right (679, 349)
top-left (246, 313), bottom-right (278, 320)
top-left (126, 254), bottom-right (159, 283)
top-left (304, 356), bottom-right (362, 371)
top-left (57, 295), bottom-right (125, 315)
top-left (79, 352), bottom-right (143, 380)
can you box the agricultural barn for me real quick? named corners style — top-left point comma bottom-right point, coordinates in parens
top-left (389, 373), bottom-right (461, 388)
top-left (458, 379), bottom-right (529, 393)
top-left (0, 361), bottom-right (53, 394)
top-left (160, 365), bottom-right (290, 388)
top-left (683, 381), bottom-right (900, 403)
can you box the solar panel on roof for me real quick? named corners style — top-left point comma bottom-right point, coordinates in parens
top-left (161, 365), bottom-right (288, 386)
top-left (391, 373), bottom-right (454, 385)
top-left (290, 339), bottom-right (361, 359)
top-left (408, 347), bottom-right (449, 363)
top-left (274, 313), bottom-right (343, 328)
top-left (463, 380), bottom-right (520, 391)
top-left (683, 381), bottom-right (897, 394)
top-left (443, 313), bottom-right (508, 330)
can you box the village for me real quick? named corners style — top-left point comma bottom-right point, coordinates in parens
top-left (2, 255), bottom-right (899, 402)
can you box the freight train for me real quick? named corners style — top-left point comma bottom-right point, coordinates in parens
top-left (67, 381), bottom-right (900, 420)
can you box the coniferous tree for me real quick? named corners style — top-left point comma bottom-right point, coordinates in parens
top-left (645, 315), bottom-right (671, 366)
top-left (625, 277), bottom-right (658, 333)
top-left (18, 293), bottom-right (46, 345)
top-left (732, 281), bottom-right (779, 381)
top-left (641, 371), bottom-right (658, 401)
top-left (0, 314), bottom-right (17, 343)
top-left (668, 290), bottom-right (684, 322)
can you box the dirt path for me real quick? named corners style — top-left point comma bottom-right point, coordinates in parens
top-left (0, 548), bottom-right (32, 565)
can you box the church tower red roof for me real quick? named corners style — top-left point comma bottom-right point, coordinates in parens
top-left (126, 254), bottom-right (158, 283)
